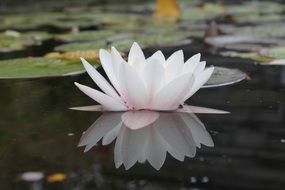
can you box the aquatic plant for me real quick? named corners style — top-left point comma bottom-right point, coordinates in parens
top-left (73, 42), bottom-right (224, 113)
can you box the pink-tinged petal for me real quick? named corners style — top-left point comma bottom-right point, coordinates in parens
top-left (183, 53), bottom-right (201, 73)
top-left (69, 105), bottom-right (102, 112)
top-left (118, 62), bottom-right (148, 109)
top-left (74, 82), bottom-right (128, 111)
top-left (177, 105), bottom-right (230, 114)
top-left (80, 58), bottom-right (121, 101)
top-left (99, 49), bottom-right (122, 94)
top-left (122, 111), bottom-right (159, 130)
top-left (152, 73), bottom-right (195, 110)
top-left (182, 67), bottom-right (214, 101)
top-left (166, 50), bottom-right (184, 81)
top-left (128, 42), bottom-right (145, 65)
top-left (148, 50), bottom-right (166, 65)
top-left (143, 58), bottom-right (165, 100)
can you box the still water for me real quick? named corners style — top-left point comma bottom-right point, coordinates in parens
top-left (0, 42), bottom-right (284, 189)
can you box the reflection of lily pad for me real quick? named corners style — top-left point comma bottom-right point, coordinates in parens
top-left (0, 31), bottom-right (53, 52)
top-left (0, 57), bottom-right (98, 79)
top-left (204, 66), bottom-right (247, 88)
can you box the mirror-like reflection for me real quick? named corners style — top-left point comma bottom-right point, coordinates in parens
top-left (79, 111), bottom-right (213, 170)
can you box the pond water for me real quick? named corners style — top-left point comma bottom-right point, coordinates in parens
top-left (1, 0), bottom-right (285, 189)
top-left (0, 44), bottom-right (284, 189)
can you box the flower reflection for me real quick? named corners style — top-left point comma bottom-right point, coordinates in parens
top-left (79, 111), bottom-right (213, 170)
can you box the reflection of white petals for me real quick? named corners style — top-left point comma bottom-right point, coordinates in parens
top-left (79, 110), bottom-right (215, 170)
top-left (122, 111), bottom-right (159, 130)
top-left (74, 42), bottom-right (215, 111)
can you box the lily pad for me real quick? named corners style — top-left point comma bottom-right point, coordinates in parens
top-left (0, 57), bottom-right (98, 79)
top-left (0, 31), bottom-right (53, 52)
top-left (54, 40), bottom-right (108, 52)
top-left (227, 23), bottom-right (285, 38)
top-left (204, 66), bottom-right (247, 88)
top-left (205, 35), bottom-right (284, 48)
top-left (55, 30), bottom-right (116, 42)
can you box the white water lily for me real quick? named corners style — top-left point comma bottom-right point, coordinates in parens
top-left (74, 42), bottom-right (214, 111)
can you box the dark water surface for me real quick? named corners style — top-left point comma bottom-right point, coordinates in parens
top-left (0, 42), bottom-right (284, 190)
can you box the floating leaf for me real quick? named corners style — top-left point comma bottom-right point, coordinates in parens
top-left (55, 30), bottom-right (116, 42)
top-left (205, 35), bottom-right (284, 47)
top-left (204, 66), bottom-right (247, 88)
top-left (227, 23), bottom-right (285, 38)
top-left (54, 40), bottom-right (107, 52)
top-left (0, 31), bottom-right (53, 52)
top-left (0, 57), bottom-right (98, 79)
top-left (45, 50), bottom-right (100, 62)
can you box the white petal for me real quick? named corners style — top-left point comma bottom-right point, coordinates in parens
top-left (111, 46), bottom-right (125, 64)
top-left (117, 62), bottom-right (148, 109)
top-left (74, 82), bottom-right (128, 111)
top-left (177, 105), bottom-right (230, 114)
top-left (148, 50), bottom-right (166, 65)
top-left (182, 67), bottom-right (214, 101)
top-left (128, 42), bottom-right (145, 65)
top-left (99, 49), bottom-right (122, 94)
top-left (121, 111), bottom-right (159, 130)
top-left (80, 58), bottom-right (121, 101)
top-left (193, 61), bottom-right (206, 74)
top-left (69, 105), bottom-right (102, 112)
top-left (183, 53), bottom-right (201, 73)
top-left (152, 73), bottom-right (195, 110)
top-left (165, 50), bottom-right (184, 81)
top-left (143, 58), bottom-right (165, 99)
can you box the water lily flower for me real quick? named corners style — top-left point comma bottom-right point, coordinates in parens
top-left (73, 42), bottom-right (217, 112)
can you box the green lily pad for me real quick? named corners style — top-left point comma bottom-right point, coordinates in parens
top-left (0, 31), bottom-right (53, 52)
top-left (55, 30), bottom-right (116, 42)
top-left (0, 12), bottom-right (65, 30)
top-left (110, 31), bottom-right (192, 50)
top-left (227, 23), bottom-right (285, 38)
top-left (54, 40), bottom-right (108, 52)
top-left (0, 57), bottom-right (98, 79)
top-left (220, 51), bottom-right (274, 63)
top-left (204, 66), bottom-right (247, 88)
top-left (265, 46), bottom-right (285, 59)
top-left (205, 35), bottom-right (283, 48)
